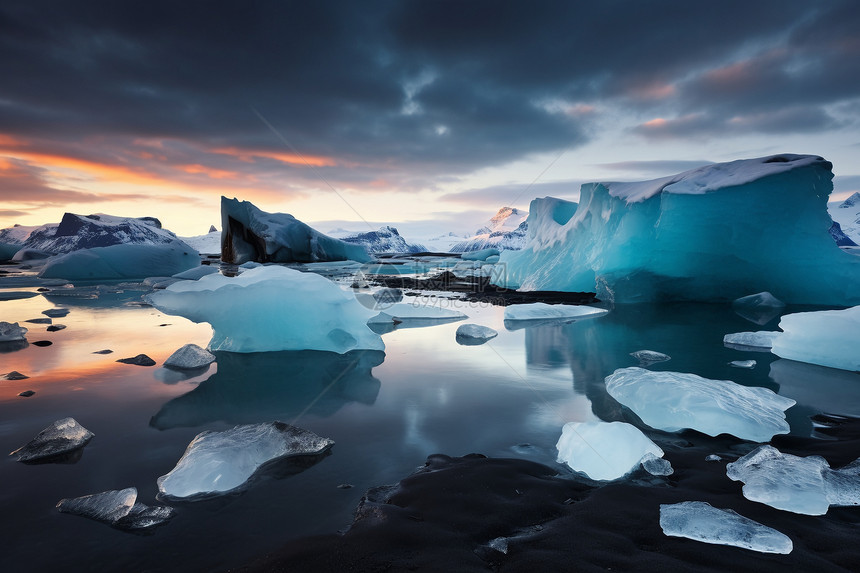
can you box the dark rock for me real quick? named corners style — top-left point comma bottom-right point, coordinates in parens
top-left (25, 318), bottom-right (52, 324)
top-left (117, 354), bottom-right (156, 366)
top-left (47, 324), bottom-right (67, 332)
top-left (18, 390), bottom-right (35, 397)
top-left (42, 308), bottom-right (70, 318)
top-left (3, 371), bottom-right (29, 380)
top-left (32, 340), bottom-right (52, 347)
top-left (93, 349), bottom-right (113, 354)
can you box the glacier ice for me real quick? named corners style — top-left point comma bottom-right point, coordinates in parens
top-left (10, 417), bottom-right (94, 462)
top-left (771, 305), bottom-right (860, 372)
top-left (503, 303), bottom-right (608, 323)
top-left (726, 445), bottom-right (860, 515)
top-left (455, 323), bottom-right (498, 345)
top-left (163, 343), bottom-right (216, 369)
top-left (57, 487), bottom-right (174, 530)
top-left (147, 265), bottom-right (383, 353)
top-left (493, 155), bottom-right (860, 305)
top-left (221, 196), bottom-right (371, 264)
top-left (157, 421), bottom-right (334, 499)
top-left (460, 248), bottom-right (500, 261)
top-left (722, 331), bottom-right (780, 351)
top-left (555, 421), bottom-right (664, 481)
top-left (0, 321), bottom-right (28, 342)
top-left (659, 501), bottom-right (792, 554)
top-left (630, 350), bottom-right (671, 366)
top-left (171, 265), bottom-right (220, 280)
top-left (604, 367), bottom-right (795, 442)
top-left (39, 241), bottom-right (199, 280)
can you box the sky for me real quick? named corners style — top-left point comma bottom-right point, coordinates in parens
top-left (1, 0), bottom-right (859, 239)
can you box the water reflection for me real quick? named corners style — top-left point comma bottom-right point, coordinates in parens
top-left (769, 358), bottom-right (860, 417)
top-left (150, 349), bottom-right (385, 429)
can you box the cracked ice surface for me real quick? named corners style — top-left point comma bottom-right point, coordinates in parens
top-left (605, 367), bottom-right (795, 442)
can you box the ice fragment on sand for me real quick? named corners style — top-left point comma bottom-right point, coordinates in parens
top-left (163, 344), bottom-right (215, 369)
top-left (660, 501), bottom-right (792, 554)
top-left (556, 421), bottom-right (664, 481)
top-left (455, 324), bottom-right (498, 345)
top-left (157, 421), bottom-right (334, 499)
top-left (11, 418), bottom-right (94, 462)
top-left (726, 445), bottom-right (860, 515)
top-left (771, 305), bottom-right (860, 372)
top-left (630, 350), bottom-right (671, 366)
top-left (605, 367), bottom-right (794, 442)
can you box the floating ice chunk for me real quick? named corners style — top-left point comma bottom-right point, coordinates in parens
top-left (771, 306), bottom-right (860, 372)
top-left (56, 487), bottom-right (174, 530)
top-left (10, 417), bottom-right (94, 462)
top-left (455, 324), bottom-right (498, 345)
top-left (504, 303), bottom-right (608, 322)
top-left (726, 445), bottom-right (860, 515)
top-left (641, 452), bottom-right (673, 476)
top-left (163, 344), bottom-right (215, 370)
top-left (706, 454), bottom-right (723, 462)
top-left (630, 350), bottom-right (671, 366)
top-left (659, 501), bottom-right (792, 554)
top-left (368, 302), bottom-right (467, 325)
top-left (605, 367), bottom-right (795, 442)
top-left (461, 248), bottom-right (500, 261)
top-left (0, 321), bottom-right (28, 342)
top-left (171, 265), bottom-right (220, 280)
top-left (723, 331), bottom-right (780, 351)
top-left (147, 265), bottom-right (383, 354)
top-left (39, 241), bottom-right (199, 280)
top-left (493, 155), bottom-right (860, 306)
top-left (157, 421), bottom-right (334, 499)
top-left (0, 291), bottom-right (39, 301)
top-left (556, 421), bottom-right (664, 481)
top-left (42, 308), bottom-right (69, 318)
top-left (729, 360), bottom-right (757, 369)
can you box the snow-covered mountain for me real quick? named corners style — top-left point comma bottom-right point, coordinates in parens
top-left (0, 213), bottom-right (188, 257)
top-left (450, 207), bottom-right (529, 252)
top-left (829, 191), bottom-right (860, 245)
top-left (180, 227), bottom-right (221, 254)
top-left (337, 226), bottom-right (427, 254)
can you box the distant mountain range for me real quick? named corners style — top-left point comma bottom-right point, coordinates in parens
top-left (450, 207), bottom-right (529, 252)
top-left (331, 226), bottom-right (427, 254)
top-left (829, 191), bottom-right (860, 246)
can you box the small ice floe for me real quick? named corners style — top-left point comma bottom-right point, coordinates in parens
top-left (503, 303), bottom-right (608, 327)
top-left (2, 370), bottom-right (29, 380)
top-left (556, 421), bottom-right (664, 481)
top-left (605, 367), bottom-right (795, 442)
top-left (42, 308), bottom-right (70, 318)
top-left (0, 291), bottom-right (39, 301)
top-left (726, 445), bottom-right (860, 515)
top-left (368, 302), bottom-right (467, 329)
top-left (732, 292), bottom-right (786, 325)
top-left (630, 350), bottom-right (671, 367)
top-left (157, 421), bottom-right (334, 499)
top-left (723, 331), bottom-right (780, 351)
top-left (116, 354), bottom-right (156, 366)
top-left (10, 417), bottom-right (94, 462)
top-left (729, 360), bottom-right (756, 369)
top-left (57, 487), bottom-right (174, 531)
top-left (705, 454), bottom-right (723, 462)
top-left (641, 452), bottom-right (673, 476)
top-left (660, 501), bottom-right (792, 554)
top-left (455, 324), bottom-right (498, 346)
top-left (0, 321), bottom-right (28, 342)
top-left (163, 344), bottom-right (215, 370)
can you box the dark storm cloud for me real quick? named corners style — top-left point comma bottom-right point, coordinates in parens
top-left (1, 0), bottom-right (857, 176)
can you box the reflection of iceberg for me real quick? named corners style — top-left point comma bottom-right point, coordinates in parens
top-left (150, 349), bottom-right (384, 429)
top-left (769, 359), bottom-right (860, 417)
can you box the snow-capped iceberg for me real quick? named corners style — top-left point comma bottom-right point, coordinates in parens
top-left (604, 367), bottom-right (795, 442)
top-left (556, 420), bottom-right (664, 481)
top-left (221, 196), bottom-right (370, 264)
top-left (337, 226), bottom-right (427, 254)
top-left (147, 265), bottom-right (383, 353)
top-left (157, 421), bottom-right (334, 499)
top-left (726, 445), bottom-right (860, 515)
top-left (494, 155), bottom-right (860, 305)
top-left (771, 305), bottom-right (860, 372)
top-left (38, 241), bottom-right (199, 280)
top-left (10, 417), bottom-right (94, 462)
top-left (450, 207), bottom-right (529, 252)
top-left (659, 501), bottom-right (792, 554)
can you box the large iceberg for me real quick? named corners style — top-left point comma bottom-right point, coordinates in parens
top-left (493, 155), bottom-right (860, 305)
top-left (38, 241), bottom-right (199, 280)
top-left (147, 265), bottom-right (383, 353)
top-left (726, 445), bottom-right (860, 515)
top-left (659, 501), bottom-right (792, 554)
top-left (604, 367), bottom-right (795, 442)
top-left (555, 420), bottom-right (664, 481)
top-left (157, 421), bottom-right (334, 499)
top-left (221, 196), bottom-right (371, 264)
top-left (771, 306), bottom-right (860, 372)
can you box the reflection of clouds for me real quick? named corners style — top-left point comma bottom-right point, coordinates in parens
top-left (403, 404), bottom-right (439, 455)
top-left (770, 359), bottom-right (860, 417)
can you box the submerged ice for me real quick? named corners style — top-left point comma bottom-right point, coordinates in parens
top-left (158, 421), bottom-right (334, 499)
top-left (660, 501), bottom-right (792, 554)
top-left (147, 265), bottom-right (383, 353)
top-left (605, 367), bottom-right (795, 442)
top-left (556, 421), bottom-right (664, 481)
top-left (493, 155), bottom-right (860, 305)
